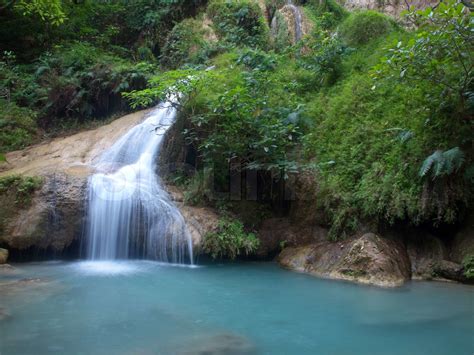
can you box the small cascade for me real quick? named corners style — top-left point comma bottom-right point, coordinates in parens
top-left (84, 99), bottom-right (193, 264)
top-left (286, 0), bottom-right (303, 42)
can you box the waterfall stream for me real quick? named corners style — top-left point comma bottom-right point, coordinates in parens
top-left (287, 0), bottom-right (303, 42)
top-left (84, 99), bottom-right (193, 264)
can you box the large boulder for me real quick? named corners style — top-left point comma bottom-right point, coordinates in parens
top-left (278, 233), bottom-right (411, 287)
top-left (0, 110), bottom-right (148, 254)
top-left (165, 184), bottom-right (219, 252)
top-left (1, 173), bottom-right (86, 251)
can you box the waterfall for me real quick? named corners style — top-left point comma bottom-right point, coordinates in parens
top-left (84, 99), bottom-right (193, 264)
top-left (287, 0), bottom-right (303, 42)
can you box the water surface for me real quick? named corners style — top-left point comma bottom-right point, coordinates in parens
top-left (1, 261), bottom-right (473, 354)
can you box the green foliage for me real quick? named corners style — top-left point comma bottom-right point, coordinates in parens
top-left (183, 168), bottom-right (214, 205)
top-left (303, 73), bottom-right (428, 238)
top-left (296, 28), bottom-right (348, 87)
top-left (8, 43), bottom-right (155, 128)
top-left (420, 147), bottom-right (465, 179)
top-left (124, 68), bottom-right (201, 108)
top-left (127, 51), bottom-right (303, 173)
top-left (271, 10), bottom-right (291, 50)
top-left (306, 0), bottom-right (347, 30)
top-left (0, 99), bottom-right (37, 152)
top-left (207, 0), bottom-right (269, 48)
top-left (374, 0), bottom-right (473, 120)
top-left (203, 217), bottom-right (260, 259)
top-left (0, 175), bottom-right (42, 205)
top-left (160, 18), bottom-right (210, 69)
top-left (462, 255), bottom-right (474, 279)
top-left (339, 10), bottom-right (395, 46)
top-left (13, 0), bottom-right (66, 25)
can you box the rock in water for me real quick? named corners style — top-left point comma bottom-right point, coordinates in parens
top-left (0, 248), bottom-right (8, 264)
top-left (278, 233), bottom-right (411, 287)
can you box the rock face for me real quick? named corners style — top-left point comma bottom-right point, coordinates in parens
top-left (0, 110), bottom-right (150, 254)
top-left (407, 233), bottom-right (447, 280)
top-left (278, 233), bottom-right (411, 287)
top-left (166, 185), bottom-right (220, 252)
top-left (450, 213), bottom-right (474, 264)
top-left (257, 218), bottom-right (328, 258)
top-left (0, 248), bottom-right (8, 264)
top-left (339, 0), bottom-right (439, 18)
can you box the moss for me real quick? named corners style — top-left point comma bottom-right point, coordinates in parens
top-left (340, 269), bottom-right (367, 277)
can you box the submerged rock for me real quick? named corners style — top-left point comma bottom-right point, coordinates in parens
top-left (0, 248), bottom-right (8, 264)
top-left (177, 333), bottom-right (256, 355)
top-left (0, 306), bottom-right (11, 321)
top-left (278, 233), bottom-right (411, 287)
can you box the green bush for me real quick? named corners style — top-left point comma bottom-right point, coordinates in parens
top-left (307, 0), bottom-right (347, 30)
top-left (0, 99), bottom-right (37, 152)
top-left (462, 255), bottom-right (474, 279)
top-left (339, 10), bottom-right (394, 46)
top-left (160, 18), bottom-right (209, 69)
top-left (207, 0), bottom-right (269, 48)
top-left (33, 43), bottom-right (154, 126)
top-left (203, 217), bottom-right (260, 259)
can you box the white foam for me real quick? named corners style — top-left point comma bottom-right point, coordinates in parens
top-left (74, 261), bottom-right (143, 276)
top-left (73, 260), bottom-right (200, 276)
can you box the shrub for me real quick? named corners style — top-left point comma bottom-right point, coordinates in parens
top-left (308, 0), bottom-right (347, 29)
top-left (207, 0), bottom-right (269, 48)
top-left (339, 10), bottom-right (394, 46)
top-left (160, 18), bottom-right (209, 69)
top-left (33, 43), bottom-right (154, 126)
top-left (462, 255), bottom-right (474, 279)
top-left (203, 217), bottom-right (260, 259)
top-left (0, 99), bottom-right (37, 152)
top-left (296, 28), bottom-right (348, 88)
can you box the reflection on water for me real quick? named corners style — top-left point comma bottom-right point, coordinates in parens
top-left (1, 261), bottom-right (473, 355)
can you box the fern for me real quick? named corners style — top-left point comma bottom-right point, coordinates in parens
top-left (419, 147), bottom-right (465, 179)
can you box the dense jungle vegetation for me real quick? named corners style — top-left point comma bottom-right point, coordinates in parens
top-left (1, 0), bottom-right (472, 249)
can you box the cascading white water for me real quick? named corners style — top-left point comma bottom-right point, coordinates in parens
top-left (287, 0), bottom-right (303, 42)
top-left (84, 99), bottom-right (193, 264)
